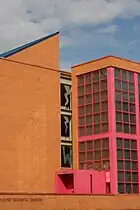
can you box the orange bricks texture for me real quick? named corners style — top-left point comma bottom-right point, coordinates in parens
top-left (0, 33), bottom-right (60, 193)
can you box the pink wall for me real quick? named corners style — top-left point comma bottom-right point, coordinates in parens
top-left (91, 170), bottom-right (106, 194)
top-left (107, 67), bottom-right (118, 194)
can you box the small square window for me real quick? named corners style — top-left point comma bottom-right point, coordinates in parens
top-left (122, 71), bottom-right (127, 80)
top-left (116, 101), bottom-right (121, 110)
top-left (129, 93), bottom-right (135, 102)
top-left (100, 69), bottom-right (107, 79)
top-left (85, 94), bottom-right (92, 104)
top-left (78, 75), bottom-right (84, 85)
top-left (102, 150), bottom-right (109, 158)
top-left (93, 82), bottom-right (99, 92)
top-left (101, 112), bottom-right (108, 122)
top-left (126, 183), bottom-right (131, 194)
top-left (124, 139), bottom-right (130, 148)
top-left (131, 151), bottom-right (137, 160)
top-left (102, 138), bottom-right (109, 149)
top-left (132, 184), bottom-right (138, 194)
top-left (123, 123), bottom-right (129, 133)
top-left (94, 113), bottom-right (100, 123)
top-left (132, 172), bottom-right (138, 182)
top-left (115, 80), bottom-right (121, 89)
top-left (101, 91), bottom-right (107, 101)
top-left (131, 140), bottom-right (137, 149)
top-left (130, 125), bottom-right (136, 134)
top-left (125, 172), bottom-right (131, 182)
top-left (79, 106), bottom-right (85, 115)
top-left (86, 105), bottom-right (92, 114)
top-left (123, 113), bottom-right (129, 122)
top-left (101, 123), bottom-right (108, 132)
top-left (116, 123), bottom-right (122, 132)
top-left (115, 68), bottom-right (120, 78)
top-left (128, 72), bottom-right (134, 82)
top-left (94, 150), bottom-right (101, 160)
top-left (79, 152), bottom-right (85, 161)
top-left (93, 71), bottom-right (99, 81)
top-left (79, 117), bottom-right (85, 126)
top-left (86, 115), bottom-right (92, 124)
top-left (87, 151), bottom-right (93, 160)
top-left (118, 171), bottom-right (124, 182)
top-left (87, 141), bottom-right (93, 150)
top-left (125, 161), bottom-right (131, 170)
top-left (101, 101), bottom-right (108, 111)
top-left (124, 150), bottom-right (130, 159)
top-left (129, 83), bottom-right (134, 92)
top-left (122, 81), bottom-right (128, 91)
top-left (78, 86), bottom-right (84, 96)
top-left (122, 92), bottom-right (128, 101)
top-left (118, 183), bottom-right (124, 194)
top-left (132, 161), bottom-right (138, 170)
top-left (85, 84), bottom-right (92, 93)
top-left (130, 104), bottom-right (135, 113)
top-left (117, 149), bottom-right (123, 159)
top-left (86, 126), bottom-right (92, 135)
top-left (101, 80), bottom-right (107, 90)
top-left (85, 73), bottom-right (91, 83)
top-left (94, 140), bottom-right (101, 149)
top-left (93, 92), bottom-right (100, 102)
top-left (94, 124), bottom-right (100, 134)
top-left (79, 127), bottom-right (85, 136)
top-left (117, 160), bottom-right (124, 170)
top-left (93, 103), bottom-right (100, 113)
top-left (130, 114), bottom-right (136, 123)
top-left (117, 138), bottom-right (123, 148)
top-left (78, 97), bottom-right (84, 106)
top-left (116, 112), bottom-right (122, 122)
top-left (115, 91), bottom-right (121, 101)
top-left (123, 102), bottom-right (128, 111)
top-left (79, 142), bottom-right (85, 151)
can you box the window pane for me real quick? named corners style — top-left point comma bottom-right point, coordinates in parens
top-left (130, 104), bottom-right (135, 113)
top-left (130, 125), bottom-right (136, 134)
top-left (117, 149), bottom-right (123, 159)
top-left (101, 80), bottom-right (107, 90)
top-left (79, 152), bottom-right (85, 161)
top-left (93, 93), bottom-right (99, 102)
top-left (94, 140), bottom-right (101, 149)
top-left (87, 141), bottom-right (93, 150)
top-left (79, 127), bottom-right (85, 136)
top-left (128, 72), bottom-right (134, 82)
top-left (86, 105), bottom-right (92, 114)
top-left (86, 126), bottom-right (92, 135)
top-left (118, 184), bottom-right (124, 193)
top-left (117, 138), bottom-right (123, 148)
top-left (122, 71), bottom-right (127, 80)
top-left (93, 82), bottom-right (99, 92)
top-left (118, 172), bottom-right (124, 181)
top-left (115, 68), bottom-right (120, 78)
top-left (122, 81), bottom-right (128, 91)
top-left (122, 92), bottom-right (128, 101)
top-left (124, 139), bottom-right (130, 148)
top-left (95, 151), bottom-right (101, 160)
top-left (123, 113), bottom-right (129, 122)
top-left (102, 150), bottom-right (109, 158)
top-left (79, 117), bottom-right (85, 126)
top-left (93, 103), bottom-right (100, 112)
top-left (100, 69), bottom-right (107, 79)
top-left (102, 138), bottom-right (109, 149)
top-left (132, 184), bottom-right (138, 194)
top-left (101, 112), bottom-right (108, 122)
top-left (116, 123), bottom-right (122, 132)
top-left (116, 91), bottom-right (121, 101)
top-left (85, 95), bottom-right (92, 104)
top-left (94, 124), bottom-right (100, 134)
top-left (79, 97), bottom-right (84, 106)
top-left (87, 152), bottom-right (93, 160)
top-left (93, 71), bottom-right (99, 81)
top-left (79, 106), bottom-right (85, 115)
top-left (86, 115), bottom-right (92, 124)
top-left (78, 86), bottom-right (84, 96)
top-left (101, 101), bottom-right (108, 111)
top-left (125, 161), bottom-right (131, 170)
top-left (85, 73), bottom-right (91, 83)
top-left (132, 172), bottom-right (138, 182)
top-left (116, 101), bottom-right (121, 110)
top-left (129, 83), bottom-right (134, 92)
top-left (131, 151), bottom-right (137, 160)
top-left (118, 160), bottom-right (124, 170)
top-left (124, 150), bottom-right (130, 159)
top-left (101, 123), bottom-right (108, 132)
top-left (132, 161), bottom-right (138, 170)
top-left (78, 75), bottom-right (84, 85)
top-left (125, 172), bottom-right (131, 182)
top-left (86, 84), bottom-right (92, 93)
top-left (131, 140), bottom-right (137, 149)
top-left (101, 91), bottom-right (107, 101)
top-left (115, 80), bottom-right (121, 89)
top-left (123, 102), bottom-right (128, 111)
top-left (130, 114), bottom-right (136, 123)
top-left (126, 183), bottom-right (131, 194)
top-left (123, 123), bottom-right (129, 133)
top-left (79, 142), bottom-right (85, 151)
top-left (116, 112), bottom-right (122, 121)
top-left (94, 113), bottom-right (100, 123)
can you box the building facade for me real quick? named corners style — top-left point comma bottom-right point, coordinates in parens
top-left (72, 56), bottom-right (140, 194)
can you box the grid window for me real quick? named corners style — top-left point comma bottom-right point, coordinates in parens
top-left (114, 68), bottom-right (136, 134)
top-left (78, 69), bottom-right (108, 136)
top-left (116, 138), bottom-right (138, 194)
top-left (79, 138), bottom-right (110, 170)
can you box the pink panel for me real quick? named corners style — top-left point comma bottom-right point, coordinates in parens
top-left (92, 170), bottom-right (106, 194)
top-left (134, 73), bottom-right (140, 193)
top-left (107, 67), bottom-right (117, 194)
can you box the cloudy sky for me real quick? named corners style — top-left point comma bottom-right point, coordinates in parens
top-left (0, 0), bottom-right (140, 70)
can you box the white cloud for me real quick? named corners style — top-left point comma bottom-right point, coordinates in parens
top-left (0, 0), bottom-right (140, 68)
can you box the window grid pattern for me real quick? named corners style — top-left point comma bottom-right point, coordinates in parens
top-left (78, 69), bottom-right (108, 137)
top-left (117, 138), bottom-right (138, 194)
top-left (115, 68), bottom-right (136, 134)
top-left (79, 138), bottom-right (109, 170)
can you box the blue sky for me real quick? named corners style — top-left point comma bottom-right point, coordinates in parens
top-left (0, 0), bottom-right (140, 70)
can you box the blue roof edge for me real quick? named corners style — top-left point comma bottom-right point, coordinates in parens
top-left (0, 31), bottom-right (59, 58)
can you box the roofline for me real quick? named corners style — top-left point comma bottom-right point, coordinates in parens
top-left (72, 55), bottom-right (140, 68)
top-left (0, 31), bottom-right (59, 58)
